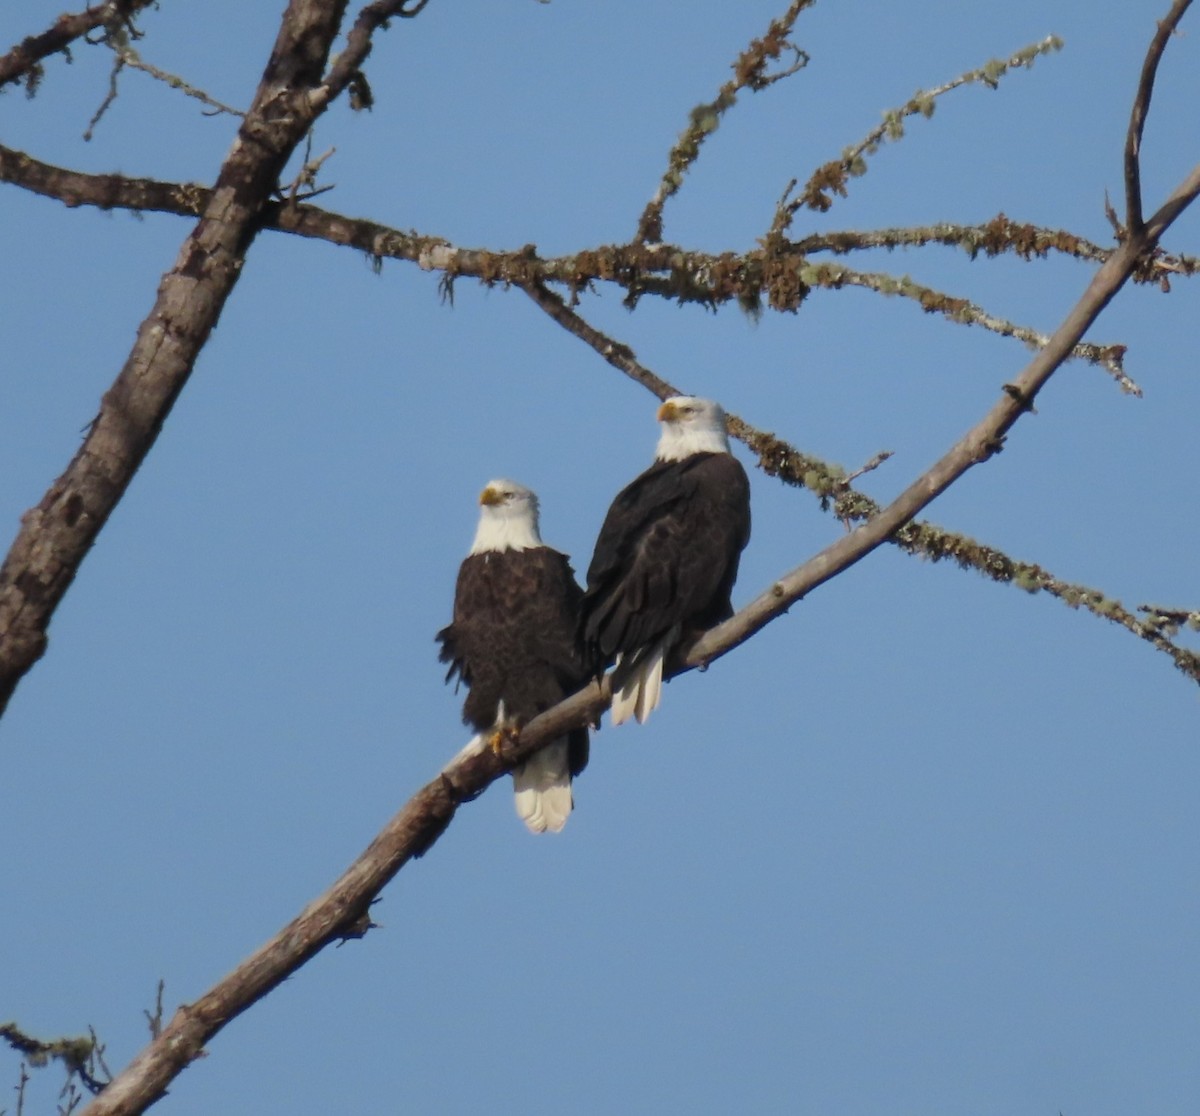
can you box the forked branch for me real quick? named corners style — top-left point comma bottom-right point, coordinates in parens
top-left (1125, 0), bottom-right (1193, 233)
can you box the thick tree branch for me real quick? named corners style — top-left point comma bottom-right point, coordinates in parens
top-left (0, 0), bottom-right (156, 92)
top-left (0, 144), bottom-right (1152, 383)
top-left (0, 1), bottom-right (441, 719)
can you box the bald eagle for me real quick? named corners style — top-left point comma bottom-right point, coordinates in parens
top-left (580, 396), bottom-right (751, 725)
top-left (437, 480), bottom-right (589, 833)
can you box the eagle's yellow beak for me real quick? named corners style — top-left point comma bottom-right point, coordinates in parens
top-left (479, 486), bottom-right (503, 506)
top-left (657, 400), bottom-right (679, 422)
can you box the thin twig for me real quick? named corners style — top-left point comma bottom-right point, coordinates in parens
top-left (142, 982), bottom-right (164, 1040)
top-left (777, 35), bottom-right (1063, 227)
top-left (635, 0), bottom-right (813, 243)
top-left (82, 54), bottom-right (124, 142)
top-left (113, 47), bottom-right (245, 117)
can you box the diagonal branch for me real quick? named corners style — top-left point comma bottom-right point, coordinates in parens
top-left (521, 281), bottom-right (1198, 680)
top-left (0, 1), bottom-right (433, 720)
top-left (793, 260), bottom-right (1136, 390)
top-left (777, 34), bottom-right (1063, 224)
top-left (107, 43), bottom-right (245, 118)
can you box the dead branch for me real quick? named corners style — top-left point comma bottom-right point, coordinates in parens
top-left (521, 274), bottom-right (1198, 680)
top-left (1125, 0), bottom-right (1193, 233)
top-left (779, 35), bottom-right (1063, 223)
top-left (0, 0), bottom-right (155, 92)
top-left (636, 0), bottom-right (813, 243)
top-left (0, 144), bottom-right (1148, 380)
top-left (0, 0), bottom-right (432, 720)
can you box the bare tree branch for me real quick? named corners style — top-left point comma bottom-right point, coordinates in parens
top-left (1125, 0), bottom-right (1193, 234)
top-left (0, 0), bottom-right (434, 718)
top-left (635, 0), bottom-right (813, 244)
top-left (521, 279), bottom-right (1198, 680)
top-left (777, 35), bottom-right (1063, 223)
top-left (790, 216), bottom-right (1200, 284)
top-left (7, 138), bottom-right (1196, 288)
top-left (0, 143), bottom-right (1151, 389)
top-left (0, 0), bottom-right (156, 92)
top-left (762, 258), bottom-right (1137, 389)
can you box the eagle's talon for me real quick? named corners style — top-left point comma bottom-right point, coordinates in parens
top-left (488, 726), bottom-right (519, 757)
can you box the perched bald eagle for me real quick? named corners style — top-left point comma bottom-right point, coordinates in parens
top-left (437, 480), bottom-right (589, 833)
top-left (580, 396), bottom-right (751, 725)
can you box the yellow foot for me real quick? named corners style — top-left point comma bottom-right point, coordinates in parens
top-left (487, 725), bottom-right (519, 757)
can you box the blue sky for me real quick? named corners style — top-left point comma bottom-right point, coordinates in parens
top-left (2, 2), bottom-right (1198, 1113)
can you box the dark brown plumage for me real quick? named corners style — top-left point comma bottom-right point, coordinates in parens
top-left (579, 397), bottom-right (751, 724)
top-left (438, 481), bottom-right (588, 832)
top-left (439, 547), bottom-right (589, 771)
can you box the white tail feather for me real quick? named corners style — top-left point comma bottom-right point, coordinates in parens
top-left (610, 639), bottom-right (669, 726)
top-left (512, 739), bottom-right (574, 833)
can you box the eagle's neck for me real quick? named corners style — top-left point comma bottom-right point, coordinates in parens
top-left (655, 423), bottom-right (731, 463)
top-left (469, 512), bottom-right (542, 555)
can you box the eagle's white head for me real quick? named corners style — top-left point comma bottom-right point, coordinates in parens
top-left (469, 478), bottom-right (543, 555)
top-left (654, 396), bottom-right (732, 462)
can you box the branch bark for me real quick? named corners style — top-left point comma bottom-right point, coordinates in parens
top-left (0, 0), bottom-right (157, 90)
top-left (521, 282), bottom-right (1200, 683)
top-left (0, 0), bottom-right (433, 718)
top-left (0, 143), bottom-right (1147, 376)
top-left (1125, 0), bottom-right (1193, 233)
